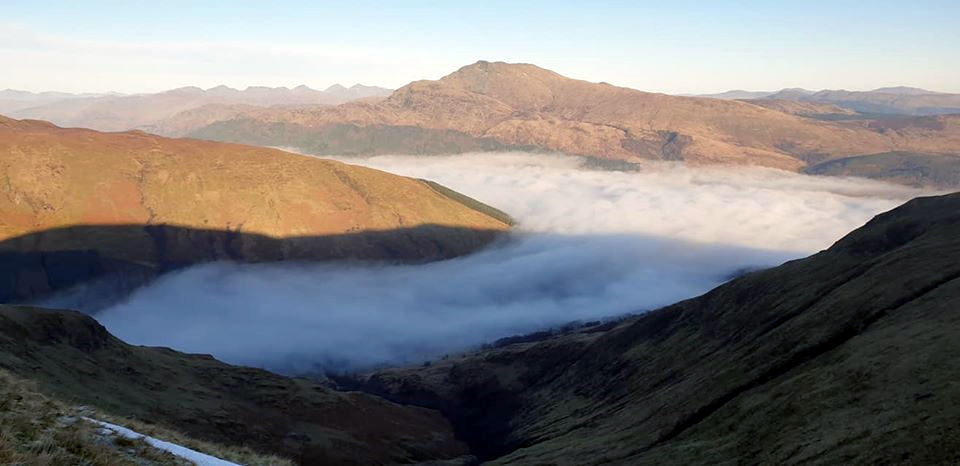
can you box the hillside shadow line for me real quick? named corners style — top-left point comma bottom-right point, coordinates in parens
top-left (0, 222), bottom-right (506, 304)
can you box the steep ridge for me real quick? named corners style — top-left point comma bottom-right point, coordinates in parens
top-left (0, 304), bottom-right (470, 465)
top-left (0, 116), bottom-right (510, 302)
top-left (189, 61), bottom-right (960, 172)
top-left (356, 192), bottom-right (960, 464)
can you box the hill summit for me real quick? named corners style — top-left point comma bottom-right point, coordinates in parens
top-left (0, 116), bottom-right (510, 303)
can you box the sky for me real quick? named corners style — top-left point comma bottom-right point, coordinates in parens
top-left (2, 0), bottom-right (959, 94)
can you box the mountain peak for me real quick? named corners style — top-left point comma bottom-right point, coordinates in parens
top-left (385, 61), bottom-right (615, 115)
top-left (325, 83), bottom-right (348, 93)
top-left (443, 60), bottom-right (560, 82)
top-left (428, 61), bottom-right (569, 105)
top-left (205, 85), bottom-right (238, 94)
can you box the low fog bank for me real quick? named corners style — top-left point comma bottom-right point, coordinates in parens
top-left (95, 233), bottom-right (792, 372)
top-left (329, 153), bottom-right (921, 251)
top-left (92, 153), bottom-right (923, 372)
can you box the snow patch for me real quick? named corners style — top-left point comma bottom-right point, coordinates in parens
top-left (83, 417), bottom-right (239, 466)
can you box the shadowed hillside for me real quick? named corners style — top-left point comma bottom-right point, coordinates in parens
top-left (0, 224), bottom-right (507, 304)
top-left (352, 192), bottom-right (960, 464)
top-left (0, 305), bottom-right (471, 465)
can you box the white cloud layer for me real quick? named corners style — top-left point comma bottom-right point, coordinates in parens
top-left (330, 153), bottom-right (921, 251)
top-left (92, 154), bottom-right (924, 372)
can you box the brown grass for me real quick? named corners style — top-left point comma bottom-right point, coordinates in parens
top-left (0, 368), bottom-right (175, 465)
top-left (91, 410), bottom-right (294, 466)
top-left (0, 368), bottom-right (292, 466)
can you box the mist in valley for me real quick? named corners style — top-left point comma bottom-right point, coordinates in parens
top-left (91, 153), bottom-right (924, 373)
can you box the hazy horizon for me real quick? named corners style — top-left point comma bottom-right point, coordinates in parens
top-left (3, 0), bottom-right (959, 95)
top-left (0, 82), bottom-right (390, 95)
top-left (2, 75), bottom-right (957, 98)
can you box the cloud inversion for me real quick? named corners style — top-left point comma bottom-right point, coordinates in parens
top-left (92, 153), bottom-right (924, 372)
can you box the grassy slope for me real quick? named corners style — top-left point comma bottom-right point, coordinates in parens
top-left (0, 116), bottom-right (511, 303)
top-left (0, 305), bottom-right (470, 465)
top-left (360, 192), bottom-right (960, 465)
top-left (0, 116), bottom-right (510, 246)
top-left (0, 368), bottom-right (218, 466)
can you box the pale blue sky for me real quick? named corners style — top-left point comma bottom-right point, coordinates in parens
top-left (3, 0), bottom-right (958, 94)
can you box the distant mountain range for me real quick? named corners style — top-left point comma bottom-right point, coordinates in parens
top-left (699, 86), bottom-right (960, 116)
top-left (5, 62), bottom-right (960, 187)
top-left (181, 61), bottom-right (960, 186)
top-left (0, 84), bottom-right (392, 132)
